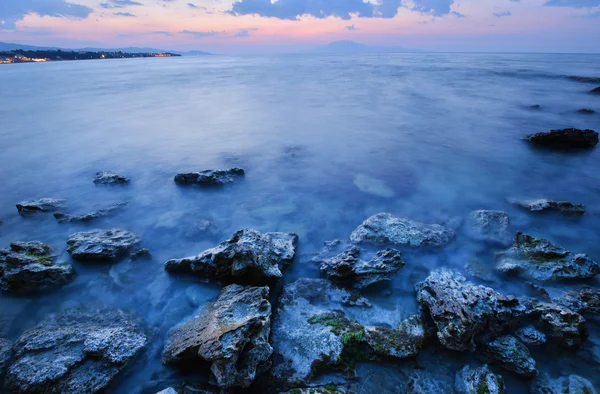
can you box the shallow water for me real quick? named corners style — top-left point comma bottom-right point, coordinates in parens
top-left (0, 53), bottom-right (600, 393)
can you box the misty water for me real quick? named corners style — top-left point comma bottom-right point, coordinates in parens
top-left (1, 53), bottom-right (600, 393)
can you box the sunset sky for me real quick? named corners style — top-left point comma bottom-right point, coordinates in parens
top-left (1, 0), bottom-right (599, 53)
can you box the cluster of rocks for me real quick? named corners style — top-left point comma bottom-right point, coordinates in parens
top-left (524, 128), bottom-right (599, 149)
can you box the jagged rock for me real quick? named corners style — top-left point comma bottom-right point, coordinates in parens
top-left (514, 325), bottom-right (547, 346)
top-left (165, 229), bottom-right (298, 285)
top-left (67, 229), bottom-right (139, 261)
top-left (481, 335), bottom-right (538, 377)
top-left (350, 213), bottom-right (455, 248)
top-left (163, 285), bottom-right (272, 389)
top-left (0, 337), bottom-right (11, 373)
top-left (364, 315), bottom-right (425, 359)
top-left (496, 232), bottom-right (600, 281)
top-left (317, 246), bottom-right (405, 288)
top-left (577, 109), bottom-right (597, 115)
top-left (94, 171), bottom-right (129, 185)
top-left (555, 288), bottom-right (600, 319)
top-left (279, 387), bottom-right (346, 394)
top-left (174, 168), bottom-right (245, 186)
top-left (525, 281), bottom-right (551, 302)
top-left (511, 198), bottom-right (585, 214)
top-left (415, 269), bottom-right (524, 351)
top-left (54, 202), bottom-right (127, 223)
top-left (15, 198), bottom-right (66, 215)
top-left (5, 308), bottom-right (146, 394)
top-left (524, 128), bottom-right (599, 149)
top-left (590, 87), bottom-right (600, 94)
top-left (523, 299), bottom-right (588, 349)
top-left (466, 210), bottom-right (511, 245)
top-left (531, 374), bottom-right (597, 394)
top-left (131, 248), bottom-right (152, 261)
top-left (0, 241), bottom-right (74, 294)
top-left (455, 364), bottom-right (506, 394)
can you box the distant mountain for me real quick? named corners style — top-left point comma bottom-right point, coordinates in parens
top-left (0, 41), bottom-right (211, 56)
top-left (313, 40), bottom-right (420, 54)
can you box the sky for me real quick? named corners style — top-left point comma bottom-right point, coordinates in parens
top-left (0, 0), bottom-right (599, 53)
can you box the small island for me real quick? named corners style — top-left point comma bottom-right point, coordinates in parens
top-left (0, 49), bottom-right (180, 64)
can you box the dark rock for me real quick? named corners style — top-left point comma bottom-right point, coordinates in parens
top-left (174, 168), bottom-right (245, 186)
top-left (350, 213), bottom-right (455, 248)
top-left (524, 128), bottom-right (599, 149)
top-left (455, 364), bottom-right (506, 394)
top-left (364, 315), bottom-right (425, 359)
top-left (131, 248), bottom-right (152, 261)
top-left (567, 76), bottom-right (600, 84)
top-left (514, 325), bottom-right (547, 346)
top-left (577, 109), bottom-right (597, 115)
top-left (465, 258), bottom-right (496, 283)
top-left (54, 202), bottom-right (127, 223)
top-left (163, 285), bottom-right (272, 389)
top-left (523, 299), bottom-right (588, 349)
top-left (415, 269), bottom-right (524, 351)
top-left (589, 86), bottom-right (600, 94)
top-left (280, 388), bottom-right (346, 394)
top-left (466, 210), bottom-right (511, 245)
top-left (5, 308), bottom-right (147, 394)
top-left (525, 281), bottom-right (551, 301)
top-left (555, 288), bottom-right (600, 319)
top-left (94, 171), bottom-right (129, 185)
top-left (0, 241), bottom-right (74, 294)
top-left (67, 229), bottom-right (139, 262)
top-left (528, 104), bottom-right (542, 110)
top-left (165, 229), bottom-right (298, 285)
top-left (16, 198), bottom-right (66, 215)
top-left (481, 335), bottom-right (538, 377)
top-left (511, 198), bottom-right (585, 214)
top-left (0, 338), bottom-right (11, 373)
top-left (496, 232), bottom-right (600, 281)
top-left (531, 374), bottom-right (596, 394)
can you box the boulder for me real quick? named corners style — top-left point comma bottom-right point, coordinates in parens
top-left (165, 229), bottom-right (298, 285)
top-left (415, 269), bottom-right (524, 351)
top-left (0, 337), bottom-right (11, 373)
top-left (363, 315), bottom-right (425, 359)
top-left (67, 229), bottom-right (139, 261)
top-left (577, 109), bottom-right (596, 115)
top-left (15, 198), bottom-right (66, 215)
top-left (496, 232), bottom-right (600, 281)
top-left (589, 87), bottom-right (600, 94)
top-left (511, 198), bottom-right (585, 214)
top-left (131, 248), bottom-right (152, 261)
top-left (455, 364), bottom-right (506, 394)
top-left (0, 241), bottom-right (74, 294)
top-left (466, 210), bottom-right (511, 245)
top-left (524, 128), bottom-right (599, 149)
top-left (523, 299), bottom-right (588, 349)
top-left (514, 325), bottom-right (547, 346)
top-left (94, 171), bottom-right (129, 185)
top-left (174, 168), bottom-right (245, 186)
top-left (163, 285), bottom-right (272, 389)
top-left (350, 213), bottom-right (455, 248)
top-left (5, 308), bottom-right (146, 394)
top-left (555, 288), bottom-right (600, 319)
top-left (481, 335), bottom-right (538, 377)
top-left (531, 374), bottom-right (597, 394)
top-left (54, 202), bottom-right (127, 223)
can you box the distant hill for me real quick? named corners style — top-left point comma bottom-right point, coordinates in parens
top-left (313, 40), bottom-right (420, 54)
top-left (0, 42), bottom-right (212, 56)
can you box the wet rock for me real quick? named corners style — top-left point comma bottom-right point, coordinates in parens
top-left (5, 307), bottom-right (147, 394)
top-left (525, 281), bottom-right (551, 301)
top-left (496, 232), bottom-right (600, 281)
top-left (54, 202), bottom-right (127, 223)
top-left (555, 288), bottom-right (600, 318)
top-left (590, 86), bottom-right (600, 94)
top-left (0, 241), bottom-right (74, 294)
top-left (465, 258), bottom-right (496, 283)
top-left (515, 325), bottom-right (547, 346)
top-left (0, 337), bottom-right (11, 373)
top-left (350, 213), bottom-right (455, 248)
top-left (279, 387), bottom-right (346, 394)
top-left (531, 373), bottom-right (597, 394)
top-left (94, 171), bottom-right (129, 185)
top-left (567, 76), bottom-right (600, 84)
top-left (528, 104), bottom-right (542, 110)
top-left (466, 210), bottom-right (511, 245)
top-left (523, 299), bottom-right (588, 349)
top-left (174, 168), bottom-right (245, 186)
top-left (577, 109), bottom-right (597, 115)
top-left (16, 198), bottom-right (66, 215)
top-left (67, 229), bottom-right (139, 262)
top-left (318, 246), bottom-right (405, 288)
top-left (524, 128), bottom-right (599, 149)
top-left (364, 315), bottom-right (425, 359)
top-left (131, 248), bottom-right (152, 261)
top-left (415, 269), bottom-right (524, 351)
top-left (511, 198), bottom-right (586, 214)
top-left (163, 285), bottom-right (272, 389)
top-left (354, 173), bottom-right (395, 198)
top-left (156, 389), bottom-right (178, 394)
top-left (455, 364), bottom-right (506, 394)
top-left (481, 335), bottom-right (538, 377)
top-left (165, 229), bottom-right (298, 285)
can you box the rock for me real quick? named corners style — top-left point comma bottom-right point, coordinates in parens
top-left (577, 109), bottom-right (597, 115)
top-left (318, 246), bottom-right (405, 288)
top-left (556, 288), bottom-right (600, 318)
top-left (589, 87), bottom-right (600, 94)
top-left (481, 335), bottom-right (538, 377)
top-left (525, 281), bottom-right (551, 302)
top-left (523, 299), bottom-right (588, 349)
top-left (0, 241), bottom-right (74, 294)
top-left (531, 374), bottom-right (597, 394)
top-left (279, 387), bottom-right (346, 394)
top-left (466, 210), bottom-right (511, 245)
top-left (528, 104), bottom-right (542, 110)
top-left (465, 258), bottom-right (496, 283)
top-left (567, 76), bottom-right (600, 83)
top-left (15, 198), bottom-right (66, 215)
top-left (354, 173), bottom-right (395, 198)
top-left (67, 229), bottom-right (139, 261)
top-left (5, 308), bottom-right (146, 394)
top-left (350, 213), bottom-right (455, 248)
top-left (54, 202), bottom-right (127, 223)
top-left (165, 229), bottom-right (298, 285)
top-left (174, 168), bottom-right (245, 186)
top-left (163, 285), bottom-right (272, 389)
top-left (156, 389), bottom-right (178, 394)
top-left (0, 337), bottom-right (11, 373)
top-left (131, 248), bottom-right (152, 261)
top-left (364, 315), bottom-right (425, 359)
top-left (524, 128), bottom-right (599, 149)
top-left (496, 232), bottom-right (600, 281)
top-left (515, 325), bottom-right (547, 346)
top-left (511, 198), bottom-right (585, 214)
top-left (415, 269), bottom-right (524, 351)
top-left (455, 364), bottom-right (506, 394)
top-left (94, 171), bottom-right (129, 185)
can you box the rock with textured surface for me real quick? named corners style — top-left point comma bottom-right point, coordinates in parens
top-left (523, 299), bottom-right (588, 349)
top-left (511, 199), bottom-right (585, 214)
top-left (0, 338), bottom-right (11, 373)
top-left (54, 202), bottom-right (127, 223)
top-left (466, 210), bottom-right (511, 245)
top-left (514, 326), bottom-right (547, 346)
top-left (350, 213), bottom-right (455, 248)
top-left (481, 335), bottom-right (538, 377)
top-left (165, 229), bottom-right (298, 285)
top-left (5, 308), bottom-right (146, 394)
top-left (16, 198), bottom-right (66, 215)
top-left (415, 269), bottom-right (524, 351)
top-left (524, 128), bottom-right (599, 149)
top-left (156, 389), bottom-right (178, 394)
top-left (174, 168), bottom-right (245, 186)
top-left (67, 229), bottom-right (139, 261)
top-left (531, 374), bottom-right (597, 394)
top-left (455, 364), bottom-right (506, 394)
top-left (163, 285), bottom-right (272, 389)
top-left (279, 387), bottom-right (347, 394)
top-left (131, 248), bottom-right (152, 261)
top-left (94, 171), bottom-right (129, 185)
top-left (0, 241), bottom-right (74, 294)
top-left (555, 288), bottom-right (600, 319)
top-left (364, 315), bottom-right (425, 359)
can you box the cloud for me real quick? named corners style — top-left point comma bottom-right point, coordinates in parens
top-left (493, 10), bottom-right (512, 16)
top-left (544, 0), bottom-right (600, 7)
top-left (234, 28), bottom-right (259, 37)
top-left (450, 11), bottom-right (465, 17)
top-left (0, 0), bottom-right (92, 29)
top-left (114, 12), bottom-right (136, 17)
top-left (346, 24), bottom-right (357, 30)
top-left (100, 0), bottom-right (143, 8)
top-left (187, 3), bottom-right (198, 8)
top-left (581, 8), bottom-right (600, 15)
top-left (181, 30), bottom-right (223, 38)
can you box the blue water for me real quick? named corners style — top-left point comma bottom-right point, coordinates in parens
top-left (0, 53), bottom-right (599, 393)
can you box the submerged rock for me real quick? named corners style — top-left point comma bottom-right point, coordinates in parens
top-left (577, 109), bottom-right (597, 115)
top-left (354, 173), bottom-right (396, 198)
top-left (514, 325), bottom-right (547, 346)
top-left (165, 229), bottom-right (298, 285)
top-left (524, 128), bottom-right (599, 149)
top-left (589, 86), bottom-right (600, 94)
top-left (130, 248), bottom-right (152, 261)
top-left (528, 104), bottom-right (542, 110)
top-left (481, 335), bottom-right (538, 377)
top-left (0, 241), bottom-right (74, 294)
top-left (0, 337), bottom-right (11, 373)
top-left (455, 364), bottom-right (506, 394)
top-left (16, 198), bottom-right (66, 215)
top-left (556, 288), bottom-right (600, 318)
top-left (531, 374), bottom-right (597, 394)
top-left (163, 285), bottom-right (272, 389)
top-left (350, 213), bottom-right (455, 248)
top-left (466, 210), bottom-right (511, 245)
top-left (174, 168), bottom-right (245, 186)
top-left (567, 76), bottom-right (600, 83)
top-left (523, 299), bottom-right (588, 349)
top-left (415, 269), bottom-right (523, 351)
top-left (496, 232), bottom-right (600, 281)
top-left (465, 258), bottom-right (497, 283)
top-left (54, 202), bottom-right (127, 223)
top-left (94, 171), bottom-right (129, 185)
top-left (5, 307), bottom-right (147, 394)
top-left (511, 198), bottom-right (585, 214)
top-left (67, 229), bottom-right (139, 261)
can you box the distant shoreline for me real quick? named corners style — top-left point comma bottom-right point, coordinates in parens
top-left (0, 49), bottom-right (180, 65)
